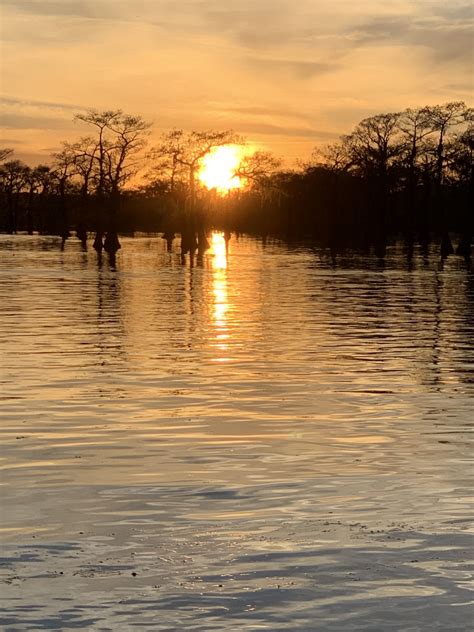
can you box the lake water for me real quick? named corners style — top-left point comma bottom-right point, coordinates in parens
top-left (1, 234), bottom-right (473, 631)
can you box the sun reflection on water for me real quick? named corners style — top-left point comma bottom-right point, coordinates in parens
top-left (210, 232), bottom-right (230, 360)
top-left (210, 231), bottom-right (228, 271)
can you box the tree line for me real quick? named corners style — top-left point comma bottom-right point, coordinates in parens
top-left (0, 101), bottom-right (472, 257)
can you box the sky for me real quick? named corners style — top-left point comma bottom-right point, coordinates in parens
top-left (1, 0), bottom-right (473, 166)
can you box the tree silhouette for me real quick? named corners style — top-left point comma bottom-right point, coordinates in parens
top-left (61, 137), bottom-right (99, 199)
top-left (236, 150), bottom-right (281, 187)
top-left (151, 129), bottom-right (239, 254)
top-left (235, 150), bottom-right (282, 226)
top-left (152, 129), bottom-right (238, 211)
top-left (74, 109), bottom-right (150, 251)
top-left (426, 102), bottom-right (469, 188)
top-left (311, 143), bottom-right (352, 173)
top-left (24, 165), bottom-right (51, 234)
top-left (0, 102), bottom-right (472, 260)
top-left (0, 160), bottom-right (30, 233)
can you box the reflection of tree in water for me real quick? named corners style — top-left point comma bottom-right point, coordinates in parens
top-left (183, 263), bottom-right (197, 349)
top-left (425, 273), bottom-right (443, 390)
top-left (305, 248), bottom-right (474, 393)
top-left (162, 231), bottom-right (175, 252)
top-left (95, 249), bottom-right (118, 271)
top-left (413, 266), bottom-right (473, 390)
top-left (171, 231), bottom-right (232, 360)
top-left (93, 266), bottom-right (127, 400)
top-left (456, 272), bottom-right (474, 387)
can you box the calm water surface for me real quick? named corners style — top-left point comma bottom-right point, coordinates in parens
top-left (0, 234), bottom-right (473, 630)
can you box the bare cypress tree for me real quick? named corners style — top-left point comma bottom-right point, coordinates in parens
top-left (74, 110), bottom-right (150, 252)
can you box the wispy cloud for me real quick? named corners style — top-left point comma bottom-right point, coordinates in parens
top-left (1, 113), bottom-right (74, 131)
top-left (348, 10), bottom-right (474, 66)
top-left (1, 96), bottom-right (87, 111)
top-left (1, 0), bottom-right (112, 20)
top-left (0, 137), bottom-right (26, 146)
top-left (235, 121), bottom-right (337, 140)
top-left (244, 57), bottom-right (339, 79)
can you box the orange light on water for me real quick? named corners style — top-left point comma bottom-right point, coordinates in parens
top-left (210, 231), bottom-right (228, 270)
top-left (210, 232), bottom-right (229, 357)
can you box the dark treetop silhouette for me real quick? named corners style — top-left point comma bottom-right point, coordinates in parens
top-left (0, 101), bottom-right (472, 259)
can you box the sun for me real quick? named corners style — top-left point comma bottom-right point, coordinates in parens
top-left (198, 145), bottom-right (244, 194)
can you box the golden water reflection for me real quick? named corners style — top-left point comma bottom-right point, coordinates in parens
top-left (0, 234), bottom-right (473, 628)
top-left (0, 234), bottom-right (472, 521)
top-left (210, 232), bottom-right (230, 360)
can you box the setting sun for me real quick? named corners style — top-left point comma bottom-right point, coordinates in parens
top-left (198, 145), bottom-right (243, 194)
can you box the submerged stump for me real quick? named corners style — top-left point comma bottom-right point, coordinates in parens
top-left (93, 231), bottom-right (104, 253)
top-left (104, 231), bottom-right (121, 254)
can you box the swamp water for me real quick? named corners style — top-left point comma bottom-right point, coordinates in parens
top-left (0, 234), bottom-right (473, 630)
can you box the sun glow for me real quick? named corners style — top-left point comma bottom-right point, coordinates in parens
top-left (198, 145), bottom-right (243, 194)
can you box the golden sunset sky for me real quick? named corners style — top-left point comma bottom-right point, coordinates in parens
top-left (1, 0), bottom-right (472, 166)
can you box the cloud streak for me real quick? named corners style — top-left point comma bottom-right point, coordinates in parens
top-left (348, 11), bottom-right (474, 66)
top-left (1, 96), bottom-right (86, 111)
top-left (244, 57), bottom-right (339, 79)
